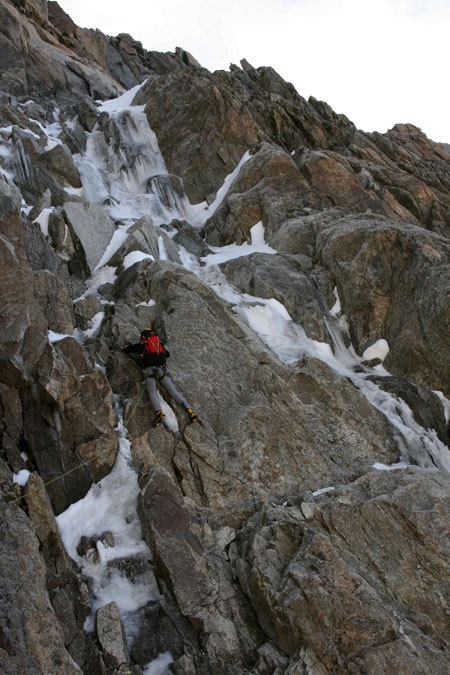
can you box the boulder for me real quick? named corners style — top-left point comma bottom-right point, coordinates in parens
top-left (12, 335), bottom-right (119, 513)
top-left (110, 215), bottom-right (181, 271)
top-left (96, 602), bottom-right (130, 672)
top-left (63, 201), bottom-right (116, 273)
top-left (139, 468), bottom-right (211, 619)
top-left (0, 104), bottom-right (43, 135)
top-left (42, 143), bottom-right (82, 187)
top-left (297, 148), bottom-right (401, 217)
top-left (77, 97), bottom-right (99, 133)
top-left (48, 207), bottom-right (77, 263)
top-left (138, 468), bottom-right (262, 672)
top-left (172, 220), bottom-right (212, 257)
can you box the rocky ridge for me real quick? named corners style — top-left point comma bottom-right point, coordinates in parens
top-left (0, 1), bottom-right (449, 674)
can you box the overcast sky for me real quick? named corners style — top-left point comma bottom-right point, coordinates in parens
top-left (56, 0), bottom-right (449, 142)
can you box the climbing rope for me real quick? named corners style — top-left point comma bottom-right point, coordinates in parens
top-left (7, 383), bottom-right (148, 506)
top-left (7, 454), bottom-right (98, 505)
top-left (123, 383), bottom-right (147, 426)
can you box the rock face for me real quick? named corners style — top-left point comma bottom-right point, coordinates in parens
top-left (316, 214), bottom-right (450, 391)
top-left (133, 69), bottom-right (450, 234)
top-left (0, 0), bottom-right (200, 110)
top-left (0, 2), bottom-right (449, 674)
top-left (235, 469), bottom-right (450, 673)
top-left (202, 142), bottom-right (450, 395)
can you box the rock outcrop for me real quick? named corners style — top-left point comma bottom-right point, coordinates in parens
top-left (235, 469), bottom-right (450, 673)
top-left (0, 2), bottom-right (449, 674)
top-left (133, 68), bottom-right (450, 237)
top-left (0, 0), bottom-right (202, 110)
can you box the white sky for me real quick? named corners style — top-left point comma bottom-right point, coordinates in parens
top-left (55, 0), bottom-right (449, 142)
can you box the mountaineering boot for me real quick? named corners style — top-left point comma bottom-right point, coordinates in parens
top-left (186, 408), bottom-right (197, 423)
top-left (152, 410), bottom-right (165, 428)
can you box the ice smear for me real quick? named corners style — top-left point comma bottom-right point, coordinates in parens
top-left (48, 330), bottom-right (71, 343)
top-left (158, 235), bottom-right (168, 260)
top-left (94, 224), bottom-right (132, 271)
top-left (0, 144), bottom-right (12, 160)
top-left (433, 390), bottom-right (450, 424)
top-left (186, 229), bottom-right (450, 472)
top-left (64, 186), bottom-right (84, 197)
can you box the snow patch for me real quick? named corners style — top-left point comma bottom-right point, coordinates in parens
top-left (33, 207), bottom-right (53, 237)
top-left (201, 221), bottom-right (276, 266)
top-left (373, 461), bottom-right (411, 471)
top-left (13, 469), bottom-right (31, 486)
top-left (124, 250), bottom-right (155, 269)
top-left (313, 486), bottom-right (336, 496)
top-left (48, 330), bottom-right (71, 343)
top-left (363, 338), bottom-right (390, 362)
top-left (98, 82), bottom-right (148, 114)
top-left (143, 652), bottom-right (174, 675)
top-left (330, 287), bottom-right (341, 316)
top-left (73, 311), bottom-right (105, 344)
top-left (76, 266), bottom-right (118, 300)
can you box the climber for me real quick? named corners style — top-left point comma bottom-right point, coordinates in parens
top-left (123, 328), bottom-right (197, 428)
